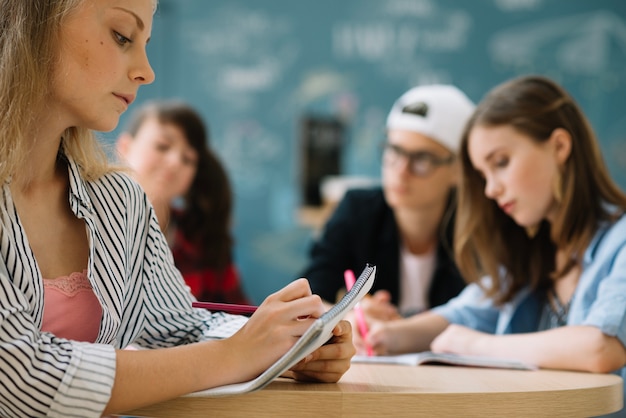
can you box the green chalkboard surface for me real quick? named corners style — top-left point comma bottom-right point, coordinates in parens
top-left (105, 0), bottom-right (626, 303)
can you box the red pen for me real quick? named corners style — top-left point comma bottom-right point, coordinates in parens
top-left (192, 301), bottom-right (258, 315)
top-left (344, 269), bottom-right (374, 356)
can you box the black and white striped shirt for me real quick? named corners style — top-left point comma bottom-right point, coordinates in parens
top-left (0, 156), bottom-right (237, 417)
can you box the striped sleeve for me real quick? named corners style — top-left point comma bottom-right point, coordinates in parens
top-left (89, 172), bottom-right (238, 349)
top-left (0, 227), bottom-right (116, 417)
top-left (0, 164), bottom-right (247, 417)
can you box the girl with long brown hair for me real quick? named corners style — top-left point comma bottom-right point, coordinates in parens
top-left (368, 76), bottom-right (626, 401)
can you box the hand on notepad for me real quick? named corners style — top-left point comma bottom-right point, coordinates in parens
top-left (227, 278), bottom-right (326, 381)
top-left (227, 278), bottom-right (354, 384)
top-left (288, 319), bottom-right (356, 383)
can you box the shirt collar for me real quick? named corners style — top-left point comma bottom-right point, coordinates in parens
top-left (64, 154), bottom-right (94, 214)
top-left (582, 207), bottom-right (623, 266)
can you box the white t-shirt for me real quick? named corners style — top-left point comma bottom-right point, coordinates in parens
top-left (398, 243), bottom-right (436, 316)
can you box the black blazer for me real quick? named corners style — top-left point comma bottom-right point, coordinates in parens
top-left (301, 187), bottom-right (466, 310)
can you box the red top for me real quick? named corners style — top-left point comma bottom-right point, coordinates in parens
top-left (170, 227), bottom-right (250, 304)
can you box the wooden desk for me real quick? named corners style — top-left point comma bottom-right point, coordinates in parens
top-left (123, 364), bottom-right (623, 417)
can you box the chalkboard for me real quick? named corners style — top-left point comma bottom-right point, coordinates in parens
top-left (103, 0), bottom-right (626, 303)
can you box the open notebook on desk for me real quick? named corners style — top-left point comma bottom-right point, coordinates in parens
top-left (190, 264), bottom-right (377, 397)
top-left (352, 351), bottom-right (537, 371)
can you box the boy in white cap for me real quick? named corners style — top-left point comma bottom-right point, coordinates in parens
top-left (301, 85), bottom-right (475, 352)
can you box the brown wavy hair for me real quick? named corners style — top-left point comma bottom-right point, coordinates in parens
top-left (123, 100), bottom-right (234, 269)
top-left (455, 75), bottom-right (626, 304)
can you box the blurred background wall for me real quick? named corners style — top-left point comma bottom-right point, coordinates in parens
top-left (102, 0), bottom-right (626, 303)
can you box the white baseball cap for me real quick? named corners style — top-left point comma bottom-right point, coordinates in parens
top-left (386, 84), bottom-right (475, 153)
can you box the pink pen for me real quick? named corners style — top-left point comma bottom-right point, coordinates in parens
top-left (344, 269), bottom-right (374, 356)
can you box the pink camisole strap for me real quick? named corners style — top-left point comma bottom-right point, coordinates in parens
top-left (41, 270), bottom-right (103, 343)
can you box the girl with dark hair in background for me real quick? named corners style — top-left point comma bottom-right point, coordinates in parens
top-left (117, 100), bottom-right (250, 303)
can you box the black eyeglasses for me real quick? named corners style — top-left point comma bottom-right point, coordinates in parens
top-left (381, 142), bottom-right (455, 177)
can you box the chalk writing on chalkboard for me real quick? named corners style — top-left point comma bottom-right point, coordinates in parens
top-left (490, 11), bottom-right (626, 78)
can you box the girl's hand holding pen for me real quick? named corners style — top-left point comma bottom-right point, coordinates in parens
top-left (347, 289), bottom-right (401, 356)
top-left (225, 278), bottom-right (354, 383)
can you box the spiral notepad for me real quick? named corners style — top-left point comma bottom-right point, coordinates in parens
top-left (191, 263), bottom-right (376, 397)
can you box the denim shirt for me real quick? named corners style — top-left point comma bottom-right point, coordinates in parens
top-left (433, 214), bottom-right (626, 402)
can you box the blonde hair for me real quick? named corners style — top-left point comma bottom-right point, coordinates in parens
top-left (0, 0), bottom-right (120, 184)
